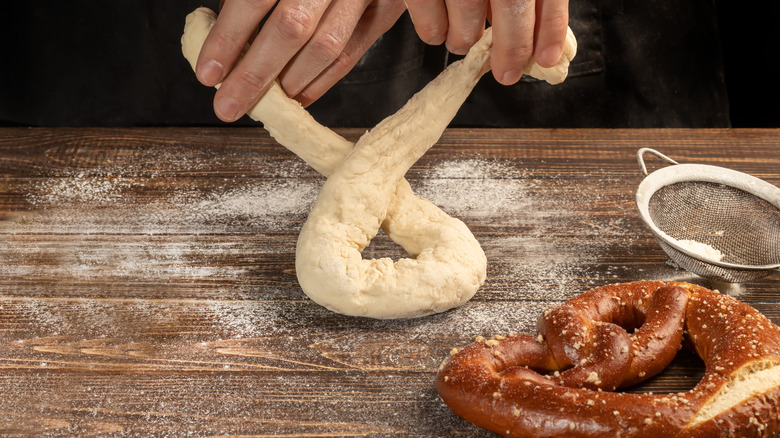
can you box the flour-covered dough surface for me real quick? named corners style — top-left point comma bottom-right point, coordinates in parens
top-left (182, 8), bottom-right (576, 318)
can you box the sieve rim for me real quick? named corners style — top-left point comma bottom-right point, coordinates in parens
top-left (636, 162), bottom-right (780, 271)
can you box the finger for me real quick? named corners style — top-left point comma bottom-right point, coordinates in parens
top-left (404, 0), bottom-right (448, 45)
top-left (489, 0), bottom-right (535, 85)
top-left (295, 0), bottom-right (406, 107)
top-left (443, 0), bottom-right (488, 55)
top-left (533, 0), bottom-right (568, 67)
top-left (279, 0), bottom-right (369, 98)
top-left (213, 0), bottom-right (332, 122)
top-left (196, 0), bottom-right (276, 87)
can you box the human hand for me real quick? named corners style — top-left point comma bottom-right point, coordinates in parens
top-left (196, 0), bottom-right (406, 122)
top-left (404, 0), bottom-right (569, 85)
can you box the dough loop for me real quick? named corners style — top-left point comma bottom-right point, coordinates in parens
top-left (182, 8), bottom-right (576, 318)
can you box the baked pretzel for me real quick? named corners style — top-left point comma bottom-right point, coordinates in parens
top-left (182, 8), bottom-right (577, 318)
top-left (437, 281), bottom-right (780, 437)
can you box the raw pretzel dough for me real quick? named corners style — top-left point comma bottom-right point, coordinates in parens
top-left (182, 8), bottom-right (576, 318)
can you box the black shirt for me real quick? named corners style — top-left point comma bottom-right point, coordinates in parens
top-left (0, 1), bottom-right (744, 128)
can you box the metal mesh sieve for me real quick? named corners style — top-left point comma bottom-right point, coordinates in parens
top-left (636, 148), bottom-right (780, 283)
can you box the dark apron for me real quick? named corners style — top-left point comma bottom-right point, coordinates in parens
top-left (1, 1), bottom-right (729, 128)
top-left (310, 0), bottom-right (730, 128)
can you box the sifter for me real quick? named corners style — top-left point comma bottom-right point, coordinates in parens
top-left (635, 148), bottom-right (780, 283)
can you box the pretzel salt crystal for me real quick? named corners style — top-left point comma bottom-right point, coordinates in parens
top-left (437, 281), bottom-right (780, 437)
top-left (182, 8), bottom-right (577, 318)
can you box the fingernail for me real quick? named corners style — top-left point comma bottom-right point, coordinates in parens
top-left (198, 60), bottom-right (224, 86)
top-left (537, 46), bottom-right (562, 67)
top-left (499, 69), bottom-right (523, 85)
top-left (296, 92), bottom-right (313, 108)
top-left (215, 96), bottom-right (240, 121)
top-left (427, 33), bottom-right (446, 46)
top-left (446, 42), bottom-right (469, 56)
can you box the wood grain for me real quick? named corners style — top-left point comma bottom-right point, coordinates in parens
top-left (1, 128), bottom-right (779, 436)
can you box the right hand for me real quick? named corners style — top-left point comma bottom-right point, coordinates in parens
top-left (196, 0), bottom-right (406, 122)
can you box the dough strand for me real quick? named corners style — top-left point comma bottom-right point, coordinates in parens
top-left (182, 7), bottom-right (576, 318)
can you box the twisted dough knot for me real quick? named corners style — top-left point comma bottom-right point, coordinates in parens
top-left (181, 8), bottom-right (577, 318)
top-left (438, 281), bottom-right (780, 437)
top-left (497, 283), bottom-right (689, 392)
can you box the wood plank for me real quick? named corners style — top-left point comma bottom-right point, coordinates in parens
top-left (1, 128), bottom-right (779, 436)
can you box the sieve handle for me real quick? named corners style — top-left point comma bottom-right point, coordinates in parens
top-left (637, 148), bottom-right (680, 176)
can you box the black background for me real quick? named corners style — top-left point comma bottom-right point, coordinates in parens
top-left (0, 1), bottom-right (776, 128)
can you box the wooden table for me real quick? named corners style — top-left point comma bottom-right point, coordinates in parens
top-left (1, 128), bottom-right (778, 436)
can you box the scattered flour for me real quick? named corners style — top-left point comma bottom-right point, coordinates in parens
top-left (414, 158), bottom-right (534, 218)
top-left (27, 176), bottom-right (138, 205)
top-left (195, 180), bottom-right (319, 231)
top-left (6, 156), bottom-right (640, 320)
top-left (2, 152), bottom-right (740, 436)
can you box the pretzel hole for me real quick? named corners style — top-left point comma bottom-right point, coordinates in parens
top-left (594, 296), bottom-right (657, 337)
top-left (611, 310), bottom-right (647, 335)
top-left (361, 229), bottom-right (411, 261)
top-left (599, 286), bottom-right (687, 340)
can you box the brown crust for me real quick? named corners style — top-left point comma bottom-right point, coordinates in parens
top-left (436, 281), bottom-right (780, 437)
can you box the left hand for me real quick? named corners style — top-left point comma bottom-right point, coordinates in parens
top-left (196, 0), bottom-right (406, 122)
